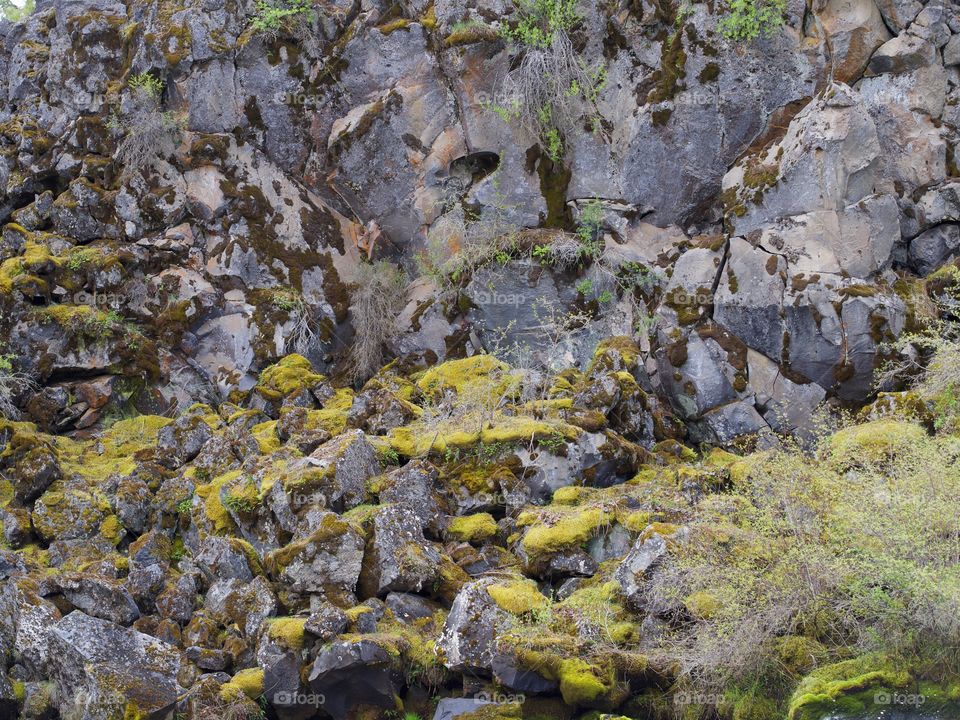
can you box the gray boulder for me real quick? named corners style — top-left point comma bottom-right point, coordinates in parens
top-left (359, 505), bottom-right (442, 597)
top-left (47, 612), bottom-right (179, 720)
top-left (909, 223), bottom-right (960, 275)
top-left (307, 639), bottom-right (400, 720)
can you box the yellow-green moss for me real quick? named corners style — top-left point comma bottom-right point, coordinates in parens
top-left (447, 513), bottom-right (498, 543)
top-left (415, 355), bottom-right (515, 398)
top-left (828, 420), bottom-right (927, 468)
top-left (552, 486), bottom-right (589, 505)
top-left (266, 617), bottom-right (307, 649)
top-left (557, 658), bottom-right (614, 705)
top-left (518, 506), bottom-right (612, 556)
top-left (487, 578), bottom-right (550, 615)
top-left (251, 420), bottom-right (281, 454)
top-left (787, 654), bottom-right (911, 720)
top-left (255, 354), bottom-right (325, 399)
top-left (303, 387), bottom-right (354, 435)
top-left (219, 667), bottom-right (265, 701)
top-left (196, 469), bottom-right (243, 534)
top-left (683, 590), bottom-right (720, 620)
top-left (56, 415), bottom-right (171, 483)
top-left (98, 514), bottom-right (124, 545)
top-left (387, 416), bottom-right (578, 457)
top-left (0, 241), bottom-right (58, 294)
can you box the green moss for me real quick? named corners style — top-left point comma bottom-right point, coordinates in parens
top-left (443, 24), bottom-right (499, 46)
top-left (266, 513), bottom-right (358, 576)
top-left (787, 654), bottom-right (911, 720)
top-left (828, 420), bottom-right (927, 469)
top-left (196, 469), bottom-right (243, 534)
top-left (683, 590), bottom-right (721, 619)
top-left (254, 354), bottom-right (326, 399)
top-left (647, 30), bottom-right (687, 103)
top-left (303, 387), bottom-right (354, 435)
top-left (557, 657), bottom-right (615, 705)
top-left (377, 17), bottom-right (413, 33)
top-left (219, 667), bottom-right (265, 701)
top-left (387, 416), bottom-right (577, 458)
top-left (447, 513), bottom-right (498, 543)
top-left (775, 635), bottom-right (825, 675)
top-left (518, 506), bottom-right (612, 556)
top-left (98, 514), bottom-right (124, 545)
top-left (250, 420), bottom-right (281, 454)
top-left (415, 355), bottom-right (513, 398)
top-left (266, 617), bottom-right (307, 649)
top-left (487, 578), bottom-right (549, 615)
top-left (0, 241), bottom-right (57, 294)
top-left (838, 284), bottom-right (878, 298)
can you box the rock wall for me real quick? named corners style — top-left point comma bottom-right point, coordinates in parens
top-left (0, 0), bottom-right (958, 717)
top-left (0, 0), bottom-right (957, 441)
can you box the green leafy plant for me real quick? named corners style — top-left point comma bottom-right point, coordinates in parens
top-left (532, 244), bottom-right (553, 263)
top-left (501, 0), bottom-right (579, 48)
top-left (80, 309), bottom-right (123, 340)
top-left (492, 0), bottom-right (607, 162)
top-left (717, 0), bottom-right (787, 42)
top-left (536, 431), bottom-right (567, 453)
top-left (251, 0), bottom-right (314, 36)
top-left (127, 72), bottom-right (164, 100)
top-left (576, 279), bottom-right (594, 295)
top-left (377, 446), bottom-right (401, 465)
top-left (0, 0), bottom-right (34, 22)
top-left (223, 477), bottom-right (259, 513)
top-left (574, 198), bottom-right (604, 259)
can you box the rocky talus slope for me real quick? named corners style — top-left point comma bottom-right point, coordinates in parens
top-left (1, 348), bottom-right (958, 720)
top-left (0, 0), bottom-right (958, 717)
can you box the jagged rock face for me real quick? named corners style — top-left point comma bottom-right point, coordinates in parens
top-left (47, 611), bottom-right (181, 720)
top-left (0, 0), bottom-right (957, 715)
top-left (0, 0), bottom-right (952, 444)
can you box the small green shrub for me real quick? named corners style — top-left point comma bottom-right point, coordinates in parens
top-left (501, 0), bottom-right (579, 48)
top-left (251, 0), bottom-right (314, 36)
top-left (0, 0), bottom-right (34, 22)
top-left (492, 0), bottom-right (607, 161)
top-left (575, 198), bottom-right (604, 258)
top-left (127, 72), bottom-right (164, 100)
top-left (718, 0), bottom-right (787, 42)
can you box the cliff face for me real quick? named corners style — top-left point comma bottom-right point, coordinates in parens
top-left (0, 0), bottom-right (954, 436)
top-left (0, 0), bottom-right (958, 718)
